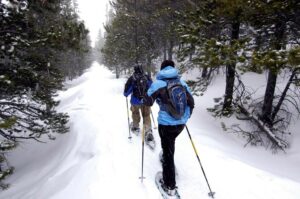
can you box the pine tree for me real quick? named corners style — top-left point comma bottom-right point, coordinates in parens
top-left (101, 0), bottom-right (188, 76)
top-left (248, 0), bottom-right (299, 125)
top-left (0, 0), bottom-right (91, 188)
top-left (177, 0), bottom-right (253, 112)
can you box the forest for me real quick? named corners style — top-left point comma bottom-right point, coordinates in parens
top-left (0, 0), bottom-right (92, 188)
top-left (101, 0), bottom-right (300, 151)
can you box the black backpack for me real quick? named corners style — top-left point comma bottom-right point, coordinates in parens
top-left (133, 73), bottom-right (149, 99)
top-left (165, 79), bottom-right (187, 119)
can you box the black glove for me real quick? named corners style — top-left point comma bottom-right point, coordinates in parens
top-left (140, 96), bottom-right (146, 104)
top-left (141, 95), bottom-right (152, 106)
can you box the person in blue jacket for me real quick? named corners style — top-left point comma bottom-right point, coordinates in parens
top-left (143, 60), bottom-right (194, 196)
top-left (123, 64), bottom-right (154, 142)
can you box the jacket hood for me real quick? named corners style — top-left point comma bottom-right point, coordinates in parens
top-left (156, 66), bottom-right (179, 80)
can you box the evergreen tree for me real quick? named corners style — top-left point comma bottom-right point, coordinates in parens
top-left (249, 0), bottom-right (299, 125)
top-left (0, 0), bottom-right (91, 188)
top-left (101, 0), bottom-right (187, 76)
top-left (177, 0), bottom-right (253, 113)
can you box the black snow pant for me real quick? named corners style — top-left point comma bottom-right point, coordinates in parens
top-left (158, 124), bottom-right (185, 189)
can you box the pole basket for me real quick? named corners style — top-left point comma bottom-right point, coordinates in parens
top-left (208, 191), bottom-right (216, 198)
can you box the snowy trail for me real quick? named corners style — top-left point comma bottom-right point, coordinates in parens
top-left (1, 62), bottom-right (300, 199)
top-left (52, 62), bottom-right (163, 199)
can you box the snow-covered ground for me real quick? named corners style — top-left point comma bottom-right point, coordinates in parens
top-left (1, 62), bottom-right (300, 199)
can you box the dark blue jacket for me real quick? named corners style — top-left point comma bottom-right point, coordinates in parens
top-left (123, 72), bottom-right (152, 105)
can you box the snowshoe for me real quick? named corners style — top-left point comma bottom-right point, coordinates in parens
top-left (145, 130), bottom-right (156, 150)
top-left (130, 122), bottom-right (140, 135)
top-left (155, 171), bottom-right (180, 199)
top-left (132, 127), bottom-right (140, 135)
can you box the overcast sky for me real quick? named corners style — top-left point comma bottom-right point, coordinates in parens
top-left (76, 0), bottom-right (110, 46)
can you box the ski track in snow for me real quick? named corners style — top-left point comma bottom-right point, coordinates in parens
top-left (0, 62), bottom-right (300, 199)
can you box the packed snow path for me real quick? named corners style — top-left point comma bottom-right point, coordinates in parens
top-left (1, 62), bottom-right (300, 199)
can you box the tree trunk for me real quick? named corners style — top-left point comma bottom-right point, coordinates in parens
top-left (271, 69), bottom-right (299, 121)
top-left (201, 67), bottom-right (208, 78)
top-left (223, 21), bottom-right (240, 112)
top-left (146, 55), bottom-right (152, 76)
top-left (261, 20), bottom-right (285, 125)
top-left (189, 44), bottom-right (194, 61)
top-left (223, 64), bottom-right (236, 111)
top-left (115, 65), bottom-right (119, 79)
top-left (207, 67), bottom-right (214, 79)
top-left (134, 0), bottom-right (138, 63)
top-left (237, 103), bottom-right (287, 150)
top-left (261, 71), bottom-right (277, 124)
top-left (167, 38), bottom-right (174, 60)
top-left (163, 41), bottom-right (167, 60)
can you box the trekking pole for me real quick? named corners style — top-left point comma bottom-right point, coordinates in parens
top-left (150, 109), bottom-right (157, 129)
top-left (139, 124), bottom-right (146, 182)
top-left (126, 97), bottom-right (132, 139)
top-left (185, 125), bottom-right (215, 198)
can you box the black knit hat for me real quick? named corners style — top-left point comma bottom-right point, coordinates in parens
top-left (134, 64), bottom-right (143, 74)
top-left (160, 60), bottom-right (175, 70)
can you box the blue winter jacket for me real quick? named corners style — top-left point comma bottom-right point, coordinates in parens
top-left (146, 66), bottom-right (195, 125)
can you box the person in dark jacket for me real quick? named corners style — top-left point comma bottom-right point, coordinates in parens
top-left (123, 64), bottom-right (154, 142)
top-left (143, 60), bottom-right (194, 196)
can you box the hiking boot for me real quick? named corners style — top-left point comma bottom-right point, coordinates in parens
top-left (165, 188), bottom-right (176, 196)
top-left (130, 122), bottom-right (140, 134)
top-left (145, 130), bottom-right (154, 142)
top-left (131, 126), bottom-right (140, 132)
top-left (131, 127), bottom-right (140, 135)
top-left (159, 179), bottom-right (177, 196)
top-left (144, 129), bottom-right (156, 150)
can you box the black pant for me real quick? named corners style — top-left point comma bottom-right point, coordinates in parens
top-left (158, 124), bottom-right (185, 189)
